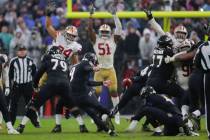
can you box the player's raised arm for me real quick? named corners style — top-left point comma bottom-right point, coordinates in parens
top-left (88, 4), bottom-right (96, 44)
top-left (111, 6), bottom-right (123, 43)
top-left (45, 3), bottom-right (57, 40)
top-left (144, 9), bottom-right (165, 36)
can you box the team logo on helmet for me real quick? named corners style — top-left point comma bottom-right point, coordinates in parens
top-left (174, 25), bottom-right (188, 43)
top-left (99, 24), bottom-right (111, 39)
top-left (64, 25), bottom-right (78, 43)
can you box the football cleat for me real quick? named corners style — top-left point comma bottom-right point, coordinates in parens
top-left (16, 124), bottom-right (25, 134)
top-left (105, 117), bottom-right (115, 131)
top-left (79, 125), bottom-right (89, 133)
top-left (108, 130), bottom-right (117, 137)
top-left (51, 125), bottom-right (62, 133)
top-left (8, 128), bottom-right (19, 134)
top-left (189, 113), bottom-right (200, 131)
top-left (26, 108), bottom-right (40, 128)
top-left (96, 125), bottom-right (104, 132)
top-left (151, 132), bottom-right (162, 136)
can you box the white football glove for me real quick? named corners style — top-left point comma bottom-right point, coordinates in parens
top-left (4, 87), bottom-right (10, 96)
top-left (164, 56), bottom-right (175, 64)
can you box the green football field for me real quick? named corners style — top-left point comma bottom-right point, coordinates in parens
top-left (0, 117), bottom-right (208, 140)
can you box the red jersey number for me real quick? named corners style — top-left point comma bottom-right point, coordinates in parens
top-left (98, 43), bottom-right (111, 55)
top-left (182, 64), bottom-right (192, 77)
top-left (58, 45), bottom-right (72, 57)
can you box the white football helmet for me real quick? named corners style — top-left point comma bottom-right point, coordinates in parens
top-left (64, 25), bottom-right (78, 43)
top-left (99, 24), bottom-right (111, 39)
top-left (174, 25), bottom-right (188, 43)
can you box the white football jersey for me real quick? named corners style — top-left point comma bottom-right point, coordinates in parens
top-left (51, 32), bottom-right (82, 58)
top-left (175, 61), bottom-right (193, 90)
top-left (93, 35), bottom-right (116, 69)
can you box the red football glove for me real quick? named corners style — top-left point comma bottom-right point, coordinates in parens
top-left (122, 78), bottom-right (133, 88)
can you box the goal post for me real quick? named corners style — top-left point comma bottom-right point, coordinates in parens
top-left (66, 0), bottom-right (210, 32)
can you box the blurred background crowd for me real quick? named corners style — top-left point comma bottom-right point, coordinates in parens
top-left (0, 0), bottom-right (210, 115)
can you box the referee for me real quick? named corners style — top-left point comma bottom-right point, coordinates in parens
top-left (194, 25), bottom-right (210, 140)
top-left (8, 45), bottom-right (36, 125)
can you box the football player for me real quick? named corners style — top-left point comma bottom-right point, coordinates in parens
top-left (17, 46), bottom-right (77, 133)
top-left (0, 54), bottom-right (19, 134)
top-left (127, 86), bottom-right (198, 136)
top-left (144, 9), bottom-right (199, 123)
top-left (70, 52), bottom-right (117, 136)
top-left (39, 2), bottom-right (83, 131)
top-left (88, 4), bottom-right (122, 124)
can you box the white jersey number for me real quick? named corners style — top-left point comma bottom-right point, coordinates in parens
top-left (152, 55), bottom-right (163, 68)
top-left (51, 59), bottom-right (67, 72)
top-left (69, 67), bottom-right (76, 82)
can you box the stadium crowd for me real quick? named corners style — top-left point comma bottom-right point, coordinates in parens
top-left (0, 0), bottom-right (209, 70)
top-left (0, 0), bottom-right (210, 138)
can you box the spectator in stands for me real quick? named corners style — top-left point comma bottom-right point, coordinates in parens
top-left (16, 17), bottom-right (30, 46)
top-left (28, 28), bottom-right (42, 66)
top-left (189, 30), bottom-right (200, 43)
top-left (0, 24), bottom-right (13, 54)
top-left (123, 22), bottom-right (140, 59)
top-left (10, 29), bottom-right (28, 57)
top-left (77, 29), bottom-right (94, 57)
top-left (202, 0), bottom-right (210, 10)
top-left (139, 28), bottom-right (156, 68)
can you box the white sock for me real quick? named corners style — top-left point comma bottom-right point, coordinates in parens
top-left (127, 120), bottom-right (138, 130)
top-left (181, 105), bottom-right (189, 118)
top-left (6, 122), bottom-right (13, 130)
top-left (111, 96), bottom-right (119, 107)
top-left (75, 115), bottom-right (84, 125)
top-left (154, 126), bottom-right (162, 133)
top-left (98, 97), bottom-right (101, 102)
top-left (101, 114), bottom-right (108, 122)
top-left (55, 114), bottom-right (62, 125)
top-left (36, 112), bottom-right (40, 122)
top-left (0, 112), bottom-right (3, 124)
top-left (21, 116), bottom-right (29, 125)
top-left (187, 119), bottom-right (193, 128)
top-left (192, 110), bottom-right (201, 117)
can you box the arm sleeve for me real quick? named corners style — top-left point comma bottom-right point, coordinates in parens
top-left (84, 64), bottom-right (94, 72)
top-left (8, 60), bottom-right (14, 87)
top-left (148, 18), bottom-right (165, 36)
top-left (33, 62), bottom-right (47, 88)
top-left (31, 61), bottom-right (37, 80)
top-left (87, 80), bottom-right (103, 86)
top-left (2, 65), bottom-right (9, 87)
top-left (113, 15), bottom-right (122, 35)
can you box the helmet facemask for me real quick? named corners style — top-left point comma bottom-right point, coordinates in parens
top-left (64, 26), bottom-right (78, 44)
top-left (65, 32), bottom-right (77, 44)
top-left (174, 25), bottom-right (188, 43)
top-left (99, 30), bottom-right (111, 39)
top-left (99, 24), bottom-right (111, 40)
top-left (174, 31), bottom-right (187, 43)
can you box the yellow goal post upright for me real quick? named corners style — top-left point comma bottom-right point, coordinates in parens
top-left (66, 0), bottom-right (210, 33)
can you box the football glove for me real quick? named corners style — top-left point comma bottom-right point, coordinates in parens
top-left (45, 0), bottom-right (56, 16)
top-left (143, 9), bottom-right (153, 20)
top-left (164, 56), bottom-right (175, 64)
top-left (122, 78), bottom-right (133, 88)
top-left (4, 87), bottom-right (10, 96)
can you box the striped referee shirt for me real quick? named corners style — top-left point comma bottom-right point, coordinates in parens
top-left (9, 56), bottom-right (36, 85)
top-left (194, 41), bottom-right (210, 72)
